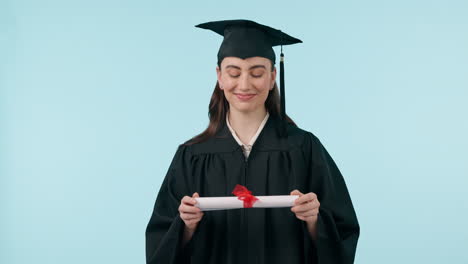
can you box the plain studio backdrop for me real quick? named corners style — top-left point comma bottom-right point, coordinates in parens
top-left (1, 0), bottom-right (467, 263)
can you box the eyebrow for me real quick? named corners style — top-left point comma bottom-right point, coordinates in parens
top-left (225, 65), bottom-right (266, 70)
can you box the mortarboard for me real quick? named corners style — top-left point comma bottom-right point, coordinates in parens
top-left (195, 19), bottom-right (302, 136)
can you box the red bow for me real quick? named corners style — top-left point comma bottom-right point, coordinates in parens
top-left (232, 184), bottom-right (258, 208)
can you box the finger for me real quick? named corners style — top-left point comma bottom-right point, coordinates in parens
top-left (291, 206), bottom-right (309, 214)
top-left (185, 214), bottom-right (204, 223)
top-left (181, 212), bottom-right (203, 221)
top-left (185, 218), bottom-right (202, 226)
top-left (182, 195), bottom-right (197, 205)
top-left (192, 192), bottom-right (200, 198)
top-left (290, 190), bottom-right (303, 205)
top-left (297, 216), bottom-right (318, 223)
top-left (180, 210), bottom-right (203, 218)
top-left (180, 213), bottom-right (203, 221)
top-left (295, 192), bottom-right (317, 205)
top-left (180, 204), bottom-right (202, 213)
top-left (296, 208), bottom-right (319, 217)
top-left (295, 192), bottom-right (316, 204)
top-left (290, 189), bottom-right (303, 196)
top-left (296, 215), bottom-right (307, 221)
top-left (291, 202), bottom-right (316, 213)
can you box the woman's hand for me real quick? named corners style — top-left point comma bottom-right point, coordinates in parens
top-left (291, 190), bottom-right (320, 224)
top-left (290, 190), bottom-right (320, 240)
top-left (290, 190), bottom-right (320, 221)
top-left (179, 192), bottom-right (204, 231)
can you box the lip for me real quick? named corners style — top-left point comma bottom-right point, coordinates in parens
top-left (235, 93), bottom-right (256, 101)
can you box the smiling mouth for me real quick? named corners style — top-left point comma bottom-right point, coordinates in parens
top-left (235, 93), bottom-right (256, 101)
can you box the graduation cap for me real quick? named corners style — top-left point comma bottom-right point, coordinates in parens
top-left (195, 19), bottom-right (302, 136)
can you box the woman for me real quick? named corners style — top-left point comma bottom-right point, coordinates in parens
top-left (145, 19), bottom-right (360, 264)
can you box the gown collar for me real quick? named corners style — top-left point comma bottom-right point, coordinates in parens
top-left (202, 111), bottom-right (287, 154)
top-left (226, 111), bottom-right (270, 158)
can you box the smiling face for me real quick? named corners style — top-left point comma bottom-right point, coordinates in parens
top-left (216, 56), bottom-right (277, 114)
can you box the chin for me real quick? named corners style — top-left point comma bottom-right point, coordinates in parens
top-left (231, 103), bottom-right (262, 113)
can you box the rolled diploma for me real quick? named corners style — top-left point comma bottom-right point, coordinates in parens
top-left (195, 195), bottom-right (299, 211)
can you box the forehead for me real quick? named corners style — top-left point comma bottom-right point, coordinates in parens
top-left (221, 56), bottom-right (271, 68)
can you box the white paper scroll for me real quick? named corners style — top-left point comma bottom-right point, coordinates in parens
top-left (194, 195), bottom-right (299, 211)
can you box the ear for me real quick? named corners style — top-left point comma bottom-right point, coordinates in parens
top-left (216, 66), bottom-right (223, 89)
top-left (270, 66), bottom-right (277, 89)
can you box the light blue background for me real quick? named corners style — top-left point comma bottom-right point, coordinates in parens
top-left (1, 0), bottom-right (467, 263)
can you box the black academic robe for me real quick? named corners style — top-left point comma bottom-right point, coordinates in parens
top-left (145, 115), bottom-right (360, 264)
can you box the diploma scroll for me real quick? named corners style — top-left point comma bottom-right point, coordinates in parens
top-left (195, 195), bottom-right (299, 211)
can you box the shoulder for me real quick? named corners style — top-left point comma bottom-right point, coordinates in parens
top-left (166, 143), bottom-right (194, 170)
top-left (285, 122), bottom-right (322, 149)
top-left (178, 133), bottom-right (238, 156)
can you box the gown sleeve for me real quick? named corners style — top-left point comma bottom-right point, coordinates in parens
top-left (145, 144), bottom-right (199, 264)
top-left (301, 132), bottom-right (360, 264)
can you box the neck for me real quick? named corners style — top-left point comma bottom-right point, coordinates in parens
top-left (228, 107), bottom-right (267, 145)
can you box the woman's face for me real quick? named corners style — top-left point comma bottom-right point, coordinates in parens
top-left (217, 56), bottom-right (276, 114)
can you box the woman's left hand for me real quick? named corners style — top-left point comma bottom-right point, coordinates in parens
top-left (290, 190), bottom-right (320, 223)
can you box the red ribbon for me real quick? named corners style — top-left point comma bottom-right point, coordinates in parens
top-left (232, 184), bottom-right (258, 208)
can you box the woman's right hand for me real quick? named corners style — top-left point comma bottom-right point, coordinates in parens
top-left (179, 192), bottom-right (204, 231)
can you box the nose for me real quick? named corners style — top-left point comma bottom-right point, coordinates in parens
top-left (238, 74), bottom-right (251, 91)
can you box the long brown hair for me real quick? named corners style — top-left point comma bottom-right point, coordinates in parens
top-left (184, 79), bottom-right (295, 146)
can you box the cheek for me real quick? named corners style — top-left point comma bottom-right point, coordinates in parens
top-left (254, 78), bottom-right (272, 93)
top-left (252, 80), bottom-right (271, 104)
top-left (220, 77), bottom-right (236, 90)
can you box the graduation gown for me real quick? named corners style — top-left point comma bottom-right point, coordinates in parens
top-left (145, 115), bottom-right (360, 264)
